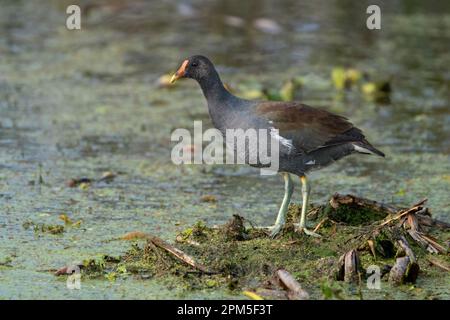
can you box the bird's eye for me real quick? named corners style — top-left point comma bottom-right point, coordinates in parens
top-left (191, 62), bottom-right (198, 67)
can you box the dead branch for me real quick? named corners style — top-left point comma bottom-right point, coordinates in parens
top-left (418, 233), bottom-right (447, 254)
top-left (416, 214), bottom-right (450, 230)
top-left (147, 235), bottom-right (213, 274)
top-left (406, 213), bottom-right (420, 231)
top-left (313, 218), bottom-right (328, 233)
top-left (118, 230), bottom-right (214, 273)
top-left (275, 269), bottom-right (309, 300)
top-left (367, 240), bottom-right (376, 258)
top-left (389, 256), bottom-right (411, 284)
top-left (344, 250), bottom-right (360, 283)
top-left (397, 236), bottom-right (417, 263)
top-left (426, 256), bottom-right (450, 272)
top-left (407, 230), bottom-right (433, 251)
top-left (337, 249), bottom-right (361, 283)
top-left (380, 199), bottom-right (427, 227)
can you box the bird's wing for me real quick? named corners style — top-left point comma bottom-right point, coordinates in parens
top-left (254, 101), bottom-right (358, 154)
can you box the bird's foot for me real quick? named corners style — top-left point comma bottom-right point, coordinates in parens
top-left (293, 223), bottom-right (321, 238)
top-left (255, 224), bottom-right (284, 238)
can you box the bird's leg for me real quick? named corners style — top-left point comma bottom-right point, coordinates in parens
top-left (257, 172), bottom-right (293, 237)
top-left (294, 175), bottom-right (321, 237)
top-left (271, 173), bottom-right (294, 237)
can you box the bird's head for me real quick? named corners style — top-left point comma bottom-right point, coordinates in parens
top-left (170, 55), bottom-right (215, 84)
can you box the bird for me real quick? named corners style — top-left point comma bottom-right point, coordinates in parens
top-left (170, 55), bottom-right (385, 237)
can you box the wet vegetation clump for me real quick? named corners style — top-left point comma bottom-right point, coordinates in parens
top-left (23, 221), bottom-right (65, 235)
top-left (58, 194), bottom-right (450, 299)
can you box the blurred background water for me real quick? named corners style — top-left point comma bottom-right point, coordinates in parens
top-left (0, 0), bottom-right (449, 299)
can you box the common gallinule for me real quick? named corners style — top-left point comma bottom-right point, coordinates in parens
top-left (170, 55), bottom-right (384, 237)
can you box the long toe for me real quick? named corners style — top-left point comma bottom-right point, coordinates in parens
top-left (269, 224), bottom-right (283, 238)
top-left (254, 225), bottom-right (283, 238)
top-left (294, 224), bottom-right (322, 238)
top-left (302, 228), bottom-right (321, 238)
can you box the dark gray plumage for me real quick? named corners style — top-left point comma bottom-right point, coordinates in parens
top-left (171, 55), bottom-right (384, 237)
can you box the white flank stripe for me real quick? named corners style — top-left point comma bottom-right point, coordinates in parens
top-left (270, 128), bottom-right (294, 153)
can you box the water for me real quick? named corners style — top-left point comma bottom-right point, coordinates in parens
top-left (0, 0), bottom-right (449, 299)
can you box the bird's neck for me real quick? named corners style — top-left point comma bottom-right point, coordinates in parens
top-left (197, 70), bottom-right (236, 106)
top-left (196, 69), bottom-right (246, 130)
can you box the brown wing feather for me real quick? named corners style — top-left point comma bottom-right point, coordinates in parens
top-left (255, 101), bottom-right (355, 153)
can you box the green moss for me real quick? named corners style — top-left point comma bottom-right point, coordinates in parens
top-left (323, 203), bottom-right (388, 225)
top-left (74, 201), bottom-right (450, 299)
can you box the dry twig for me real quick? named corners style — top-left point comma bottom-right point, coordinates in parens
top-left (276, 269), bottom-right (309, 300)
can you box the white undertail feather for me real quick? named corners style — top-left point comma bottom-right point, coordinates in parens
top-left (352, 144), bottom-right (376, 155)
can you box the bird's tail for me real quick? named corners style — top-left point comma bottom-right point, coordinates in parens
top-left (352, 141), bottom-right (385, 157)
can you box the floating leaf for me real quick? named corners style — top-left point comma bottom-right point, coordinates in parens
top-left (243, 290), bottom-right (264, 300)
top-left (362, 82), bottom-right (377, 96)
top-left (331, 67), bottom-right (346, 90)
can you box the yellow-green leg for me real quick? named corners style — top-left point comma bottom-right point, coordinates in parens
top-left (259, 172), bottom-right (293, 238)
top-left (294, 175), bottom-right (321, 237)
